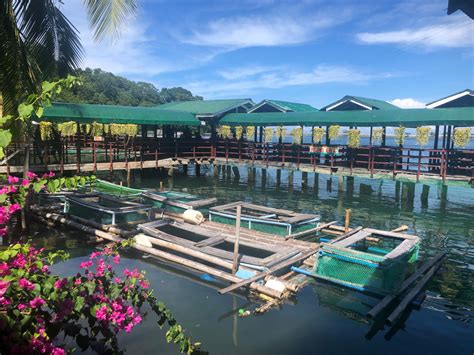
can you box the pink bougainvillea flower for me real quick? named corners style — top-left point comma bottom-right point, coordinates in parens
top-left (18, 303), bottom-right (26, 311)
top-left (89, 251), bottom-right (102, 259)
top-left (29, 297), bottom-right (45, 308)
top-left (18, 278), bottom-right (35, 291)
top-left (0, 228), bottom-right (7, 237)
top-left (21, 179), bottom-right (30, 186)
top-left (41, 265), bottom-right (49, 273)
top-left (7, 175), bottom-right (19, 184)
top-left (95, 305), bottom-right (108, 321)
top-left (8, 186), bottom-right (17, 193)
top-left (9, 203), bottom-right (21, 214)
top-left (74, 278), bottom-right (82, 285)
top-left (53, 278), bottom-right (67, 289)
top-left (0, 187), bottom-right (8, 195)
top-left (139, 280), bottom-right (150, 289)
top-left (0, 280), bottom-right (10, 296)
top-left (0, 262), bottom-right (9, 277)
top-left (52, 347), bottom-right (65, 355)
top-left (79, 261), bottom-right (93, 269)
top-left (48, 171), bottom-right (55, 177)
top-left (113, 255), bottom-right (120, 264)
top-left (27, 172), bottom-right (37, 179)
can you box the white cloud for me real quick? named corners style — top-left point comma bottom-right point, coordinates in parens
top-left (182, 11), bottom-right (350, 50)
top-left (356, 17), bottom-right (474, 49)
top-left (390, 98), bottom-right (426, 108)
top-left (59, 0), bottom-right (211, 77)
top-left (217, 66), bottom-right (283, 80)
top-left (184, 64), bottom-right (394, 98)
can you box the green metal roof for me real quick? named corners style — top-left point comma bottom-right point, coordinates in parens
top-left (43, 102), bottom-right (200, 125)
top-left (220, 107), bottom-right (474, 127)
top-left (155, 99), bottom-right (254, 116)
top-left (321, 95), bottom-right (401, 111)
top-left (250, 99), bottom-right (318, 113)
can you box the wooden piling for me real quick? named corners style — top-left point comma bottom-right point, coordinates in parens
top-left (344, 209), bottom-right (351, 232)
top-left (232, 204), bottom-right (242, 275)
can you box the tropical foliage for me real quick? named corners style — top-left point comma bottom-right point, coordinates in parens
top-left (371, 128), bottom-right (384, 145)
top-left (394, 126), bottom-right (406, 146)
top-left (291, 127), bottom-right (303, 145)
top-left (416, 126), bottom-right (431, 147)
top-left (245, 126), bottom-right (255, 139)
top-left (312, 127), bottom-right (325, 144)
top-left (347, 129), bottom-right (361, 148)
top-left (453, 127), bottom-right (471, 148)
top-left (264, 127), bottom-right (274, 143)
top-left (55, 68), bottom-right (202, 106)
top-left (328, 125), bottom-right (340, 140)
top-left (57, 121), bottom-right (78, 137)
top-left (217, 125), bottom-right (232, 139)
top-left (0, 1), bottom-right (138, 115)
top-left (235, 126), bottom-right (243, 140)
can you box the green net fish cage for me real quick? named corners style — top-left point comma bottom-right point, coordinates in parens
top-left (314, 228), bottom-right (420, 295)
top-left (64, 193), bottom-right (152, 226)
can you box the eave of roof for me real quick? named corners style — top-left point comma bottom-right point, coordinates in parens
top-left (155, 99), bottom-right (254, 116)
top-left (321, 95), bottom-right (400, 111)
top-left (220, 107), bottom-right (474, 127)
top-left (42, 102), bottom-right (200, 125)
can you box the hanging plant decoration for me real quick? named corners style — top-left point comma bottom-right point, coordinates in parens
top-left (110, 124), bottom-right (122, 136)
top-left (125, 124), bottom-right (138, 137)
top-left (57, 121), bottom-right (77, 137)
top-left (347, 129), bottom-right (361, 148)
top-left (394, 126), bottom-right (406, 146)
top-left (371, 127), bottom-right (383, 145)
top-left (246, 126), bottom-right (255, 139)
top-left (235, 126), bottom-right (244, 140)
top-left (103, 124), bottom-right (111, 135)
top-left (416, 126), bottom-right (431, 147)
top-left (217, 125), bottom-right (232, 139)
top-left (276, 126), bottom-right (287, 140)
top-left (328, 125), bottom-right (340, 140)
top-left (312, 127), bottom-right (325, 144)
top-left (264, 127), bottom-right (274, 143)
top-left (291, 127), bottom-right (303, 145)
top-left (39, 122), bottom-right (53, 141)
top-left (91, 122), bottom-right (104, 136)
top-left (453, 127), bottom-right (471, 148)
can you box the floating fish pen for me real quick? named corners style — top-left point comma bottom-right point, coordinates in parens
top-left (91, 179), bottom-right (144, 197)
top-left (64, 193), bottom-right (152, 226)
top-left (209, 202), bottom-right (320, 238)
top-left (312, 228), bottom-right (420, 295)
top-left (138, 219), bottom-right (309, 271)
top-left (142, 191), bottom-right (217, 216)
top-left (36, 190), bottom-right (79, 206)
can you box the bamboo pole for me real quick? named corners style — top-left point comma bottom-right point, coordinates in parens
top-left (36, 211), bottom-right (283, 299)
top-left (367, 252), bottom-right (446, 319)
top-left (386, 258), bottom-right (444, 326)
top-left (232, 204), bottom-right (242, 275)
top-left (68, 215), bottom-right (136, 237)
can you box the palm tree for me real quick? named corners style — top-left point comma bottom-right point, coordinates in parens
top-left (0, 0), bottom-right (137, 115)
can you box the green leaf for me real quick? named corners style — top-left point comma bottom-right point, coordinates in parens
top-left (41, 81), bottom-right (56, 93)
top-left (18, 103), bottom-right (34, 119)
top-left (74, 296), bottom-right (85, 312)
top-left (0, 130), bottom-right (12, 148)
top-left (36, 107), bottom-right (44, 118)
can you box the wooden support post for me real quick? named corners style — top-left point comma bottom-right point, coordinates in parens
top-left (344, 208), bottom-right (351, 233)
top-left (160, 181), bottom-right (164, 191)
top-left (232, 204), bottom-right (242, 275)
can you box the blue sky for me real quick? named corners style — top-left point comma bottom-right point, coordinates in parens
top-left (61, 0), bottom-right (473, 108)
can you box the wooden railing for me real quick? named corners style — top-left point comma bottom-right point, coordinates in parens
top-left (4, 137), bottom-right (473, 181)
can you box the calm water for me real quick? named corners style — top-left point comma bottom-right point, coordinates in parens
top-left (32, 166), bottom-right (473, 354)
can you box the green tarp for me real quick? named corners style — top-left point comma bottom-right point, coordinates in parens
top-left (220, 107), bottom-right (474, 127)
top-left (43, 102), bottom-right (201, 126)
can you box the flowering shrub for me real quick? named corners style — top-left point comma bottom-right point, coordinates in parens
top-left (0, 242), bottom-right (200, 354)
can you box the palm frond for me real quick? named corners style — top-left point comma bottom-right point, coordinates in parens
top-left (17, 0), bottom-right (84, 79)
top-left (83, 0), bottom-right (137, 41)
top-left (0, 0), bottom-right (40, 115)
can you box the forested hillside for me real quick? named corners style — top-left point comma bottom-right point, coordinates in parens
top-left (55, 68), bottom-right (202, 106)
